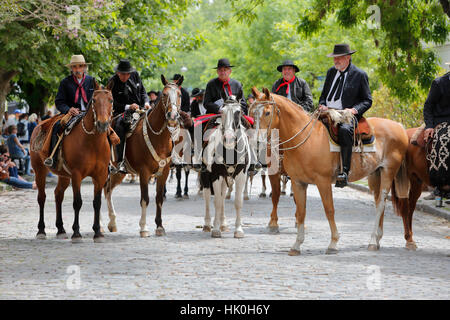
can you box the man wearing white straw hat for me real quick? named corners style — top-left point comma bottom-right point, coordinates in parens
top-left (55, 54), bottom-right (95, 116)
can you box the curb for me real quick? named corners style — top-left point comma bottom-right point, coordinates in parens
top-left (348, 182), bottom-right (450, 221)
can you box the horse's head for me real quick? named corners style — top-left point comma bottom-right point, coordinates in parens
top-left (161, 74), bottom-right (182, 138)
top-left (90, 79), bottom-right (114, 133)
top-left (251, 87), bottom-right (278, 140)
top-left (221, 98), bottom-right (242, 150)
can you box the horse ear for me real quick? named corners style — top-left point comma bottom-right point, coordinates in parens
top-left (251, 86), bottom-right (261, 99)
top-left (176, 75), bottom-right (184, 86)
top-left (93, 78), bottom-right (100, 91)
top-left (161, 74), bottom-right (168, 86)
top-left (106, 79), bottom-right (114, 91)
top-left (263, 87), bottom-right (271, 100)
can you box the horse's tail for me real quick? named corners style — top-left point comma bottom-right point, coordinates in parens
top-left (391, 158), bottom-right (410, 217)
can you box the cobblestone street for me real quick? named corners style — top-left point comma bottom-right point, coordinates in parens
top-left (0, 173), bottom-right (449, 299)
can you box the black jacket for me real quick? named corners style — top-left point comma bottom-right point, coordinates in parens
top-left (55, 74), bottom-right (95, 114)
top-left (204, 78), bottom-right (248, 114)
top-left (424, 73), bottom-right (450, 129)
top-left (272, 76), bottom-right (314, 111)
top-left (109, 71), bottom-right (149, 116)
top-left (180, 87), bottom-right (191, 113)
top-left (319, 63), bottom-right (372, 119)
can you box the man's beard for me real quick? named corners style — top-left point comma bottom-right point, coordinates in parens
top-left (73, 71), bottom-right (84, 77)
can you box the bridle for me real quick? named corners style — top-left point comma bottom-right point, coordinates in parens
top-left (81, 89), bottom-right (113, 135)
top-left (250, 95), bottom-right (320, 151)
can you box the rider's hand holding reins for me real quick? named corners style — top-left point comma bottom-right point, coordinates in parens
top-left (424, 128), bottom-right (434, 142)
top-left (68, 107), bottom-right (80, 116)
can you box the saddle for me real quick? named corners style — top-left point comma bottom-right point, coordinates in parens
top-left (319, 112), bottom-right (374, 146)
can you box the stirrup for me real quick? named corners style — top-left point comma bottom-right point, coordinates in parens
top-left (335, 172), bottom-right (348, 188)
top-left (44, 157), bottom-right (53, 167)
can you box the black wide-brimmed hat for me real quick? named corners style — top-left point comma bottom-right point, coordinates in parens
top-left (147, 90), bottom-right (158, 96)
top-left (214, 58), bottom-right (234, 69)
top-left (191, 88), bottom-right (205, 97)
top-left (277, 59), bottom-right (299, 72)
top-left (114, 59), bottom-right (135, 73)
top-left (327, 43), bottom-right (356, 57)
top-left (247, 93), bottom-right (255, 100)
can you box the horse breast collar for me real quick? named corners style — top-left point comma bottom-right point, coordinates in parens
top-left (142, 107), bottom-right (171, 177)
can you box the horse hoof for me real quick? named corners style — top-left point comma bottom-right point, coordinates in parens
top-left (288, 249), bottom-right (300, 256)
top-left (326, 248), bottom-right (338, 255)
top-left (259, 193), bottom-right (266, 198)
top-left (71, 237), bottom-right (83, 244)
top-left (211, 230), bottom-right (221, 238)
top-left (108, 225), bottom-right (117, 233)
top-left (244, 195), bottom-right (249, 201)
top-left (36, 233), bottom-right (46, 240)
top-left (234, 231), bottom-right (244, 238)
top-left (220, 225), bottom-right (230, 232)
top-left (183, 194), bottom-right (189, 199)
top-left (226, 195), bottom-right (231, 200)
top-left (268, 226), bottom-right (280, 234)
top-left (290, 193), bottom-right (294, 197)
top-left (405, 242), bottom-right (417, 251)
top-left (155, 227), bottom-right (166, 237)
top-left (94, 236), bottom-right (105, 243)
top-left (281, 191), bottom-right (286, 195)
top-left (140, 231), bottom-right (150, 238)
top-left (100, 227), bottom-right (105, 233)
top-left (56, 233), bottom-right (68, 240)
top-left (202, 225), bottom-right (211, 232)
top-left (368, 244), bottom-right (379, 251)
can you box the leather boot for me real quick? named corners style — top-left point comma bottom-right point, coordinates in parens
top-left (335, 145), bottom-right (352, 188)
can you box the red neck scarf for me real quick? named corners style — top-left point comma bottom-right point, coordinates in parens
top-left (275, 76), bottom-right (295, 94)
top-left (220, 78), bottom-right (232, 97)
top-left (73, 74), bottom-right (88, 104)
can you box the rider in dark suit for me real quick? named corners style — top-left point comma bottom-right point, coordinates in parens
top-left (318, 44), bottom-right (372, 187)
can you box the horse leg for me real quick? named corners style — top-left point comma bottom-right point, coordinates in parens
top-left (138, 172), bottom-right (151, 238)
top-left (155, 168), bottom-right (169, 236)
top-left (226, 180), bottom-right (233, 199)
top-left (34, 161), bottom-right (48, 239)
top-left (317, 180), bottom-right (339, 254)
top-left (267, 172), bottom-right (281, 233)
top-left (368, 169), bottom-right (391, 251)
top-left (183, 168), bottom-right (189, 199)
top-left (55, 176), bottom-right (71, 239)
top-left (404, 177), bottom-right (421, 250)
top-left (233, 172), bottom-right (246, 238)
top-left (281, 175), bottom-right (287, 195)
top-left (288, 180), bottom-right (309, 256)
top-left (243, 174), bottom-right (250, 201)
top-left (220, 178), bottom-right (230, 232)
top-left (71, 175), bottom-right (83, 243)
top-left (203, 186), bottom-right (212, 232)
top-left (175, 165), bottom-right (182, 198)
top-left (260, 170), bottom-right (267, 198)
top-left (212, 177), bottom-right (224, 238)
top-left (92, 173), bottom-right (107, 243)
top-left (103, 173), bottom-right (125, 233)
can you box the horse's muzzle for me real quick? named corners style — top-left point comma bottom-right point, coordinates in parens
top-left (96, 121), bottom-right (110, 133)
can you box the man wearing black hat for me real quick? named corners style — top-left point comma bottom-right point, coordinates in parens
top-left (204, 58), bottom-right (247, 114)
top-left (109, 59), bottom-right (150, 173)
top-left (147, 90), bottom-right (159, 108)
top-left (318, 44), bottom-right (372, 187)
top-left (272, 60), bottom-right (314, 112)
top-left (190, 88), bottom-right (206, 119)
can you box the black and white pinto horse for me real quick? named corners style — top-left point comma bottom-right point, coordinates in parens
top-left (200, 99), bottom-right (250, 238)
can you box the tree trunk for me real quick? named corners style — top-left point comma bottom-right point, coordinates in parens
top-left (0, 69), bottom-right (19, 133)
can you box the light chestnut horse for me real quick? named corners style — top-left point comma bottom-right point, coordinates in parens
top-left (30, 81), bottom-right (114, 243)
top-left (251, 87), bottom-right (410, 255)
top-left (104, 75), bottom-right (182, 237)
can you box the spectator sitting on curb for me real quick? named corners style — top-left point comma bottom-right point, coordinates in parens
top-left (0, 146), bottom-right (36, 190)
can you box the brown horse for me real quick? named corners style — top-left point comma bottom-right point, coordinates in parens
top-left (104, 75), bottom-right (182, 237)
top-left (252, 87), bottom-right (410, 255)
top-left (391, 127), bottom-right (430, 250)
top-left (248, 103), bottom-right (291, 233)
top-left (30, 81), bottom-right (114, 243)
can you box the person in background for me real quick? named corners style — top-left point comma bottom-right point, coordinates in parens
top-left (17, 113), bottom-right (29, 144)
top-left (190, 88), bottom-right (206, 119)
top-left (147, 90), bottom-right (159, 109)
top-left (0, 146), bottom-right (36, 189)
top-left (41, 110), bottom-right (53, 121)
top-left (27, 113), bottom-right (38, 143)
top-left (247, 93), bottom-right (255, 106)
top-left (6, 125), bottom-right (32, 176)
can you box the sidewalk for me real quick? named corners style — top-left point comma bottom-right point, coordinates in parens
top-left (349, 179), bottom-right (450, 221)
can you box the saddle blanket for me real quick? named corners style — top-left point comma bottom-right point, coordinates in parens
top-left (329, 138), bottom-right (377, 153)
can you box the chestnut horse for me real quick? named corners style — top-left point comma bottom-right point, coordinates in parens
top-left (30, 81), bottom-right (114, 243)
top-left (248, 102), bottom-right (293, 233)
top-left (104, 75), bottom-right (182, 237)
top-left (391, 127), bottom-right (430, 250)
top-left (252, 87), bottom-right (410, 255)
